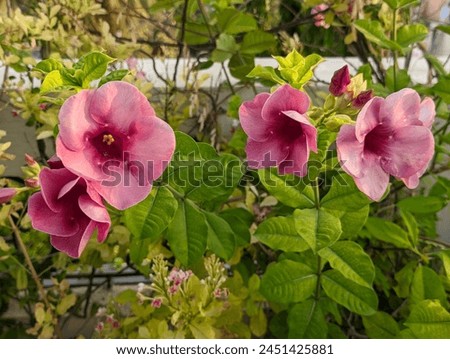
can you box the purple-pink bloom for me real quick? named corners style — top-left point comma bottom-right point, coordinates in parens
top-left (56, 81), bottom-right (175, 210)
top-left (0, 188), bottom-right (16, 204)
top-left (311, 4), bottom-right (330, 29)
top-left (239, 84), bottom-right (317, 177)
top-left (329, 65), bottom-right (351, 96)
top-left (337, 88), bottom-right (435, 201)
top-left (28, 163), bottom-right (111, 258)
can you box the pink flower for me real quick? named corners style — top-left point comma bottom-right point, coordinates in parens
top-left (56, 81), bottom-right (175, 210)
top-left (25, 178), bottom-right (39, 188)
top-left (337, 89), bottom-right (435, 201)
top-left (311, 4), bottom-right (330, 29)
top-left (329, 65), bottom-right (351, 96)
top-left (151, 298), bottom-right (162, 308)
top-left (0, 188), bottom-right (16, 203)
top-left (25, 154), bottom-right (37, 166)
top-left (239, 84), bottom-right (317, 176)
top-left (28, 160), bottom-right (111, 258)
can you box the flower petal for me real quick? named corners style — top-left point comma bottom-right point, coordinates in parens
top-left (337, 124), bottom-right (365, 178)
top-left (380, 88), bottom-right (422, 129)
top-left (126, 117), bottom-right (175, 182)
top-left (380, 125), bottom-right (434, 179)
top-left (50, 218), bottom-right (95, 258)
top-left (282, 110), bottom-right (318, 152)
top-left (90, 163), bottom-right (153, 210)
top-left (28, 192), bottom-right (80, 236)
top-left (239, 92), bottom-right (271, 141)
top-left (89, 81), bottom-right (156, 133)
top-left (419, 97), bottom-right (435, 129)
top-left (353, 153), bottom-right (389, 201)
top-left (401, 173), bottom-right (420, 189)
top-left (261, 85), bottom-right (310, 123)
top-left (39, 167), bottom-right (78, 212)
top-left (58, 90), bottom-right (96, 151)
top-left (78, 194), bottom-right (111, 225)
top-left (56, 137), bottom-right (106, 181)
top-left (246, 138), bottom-right (289, 169)
top-left (278, 138), bottom-right (309, 177)
top-left (355, 97), bottom-right (384, 142)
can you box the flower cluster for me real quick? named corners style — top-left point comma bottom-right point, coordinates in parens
top-left (28, 81), bottom-right (175, 257)
top-left (239, 78), bottom-right (435, 201)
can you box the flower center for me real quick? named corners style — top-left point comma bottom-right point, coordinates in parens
top-left (102, 134), bottom-right (115, 145)
top-left (91, 131), bottom-right (123, 159)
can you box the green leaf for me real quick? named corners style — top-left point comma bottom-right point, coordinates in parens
top-left (436, 25), bottom-right (450, 36)
top-left (217, 8), bottom-right (257, 34)
top-left (15, 266), bottom-right (28, 290)
top-left (424, 54), bottom-right (446, 76)
top-left (166, 199), bottom-right (207, 266)
top-left (241, 31), bottom-right (276, 55)
top-left (56, 294), bottom-right (76, 315)
top-left (397, 24), bottom-right (428, 48)
top-left (129, 236), bottom-right (154, 265)
top-left (273, 50), bottom-right (322, 88)
top-left (124, 186), bottom-right (178, 240)
top-left (326, 205), bottom-right (369, 239)
top-left (34, 58), bottom-right (63, 74)
top-left (293, 208), bottom-right (342, 252)
top-left (432, 75), bottom-right (450, 104)
top-left (98, 69), bottom-right (129, 87)
top-left (365, 217), bottom-right (412, 249)
top-left (258, 168), bottom-right (315, 208)
top-left (318, 241), bottom-right (375, 288)
top-left (250, 307), bottom-right (267, 337)
top-left (397, 196), bottom-right (445, 214)
top-left (255, 216), bottom-right (310, 252)
top-left (410, 265), bottom-right (447, 307)
top-left (205, 212), bottom-right (236, 260)
top-left (362, 311), bottom-right (400, 338)
top-left (40, 70), bottom-right (64, 93)
top-left (321, 174), bottom-right (371, 211)
top-left (394, 261), bottom-right (417, 298)
top-left (186, 153), bottom-right (244, 203)
top-left (184, 22), bottom-right (211, 45)
top-left (246, 65), bottom-right (285, 85)
top-left (211, 33), bottom-right (239, 62)
top-left (405, 300), bottom-right (450, 338)
top-left (321, 270), bottom-right (378, 316)
top-left (228, 53), bottom-right (254, 80)
top-left (260, 260), bottom-right (317, 304)
top-left (288, 299), bottom-right (327, 339)
top-left (399, 209), bottom-right (418, 246)
top-left (354, 19), bottom-right (402, 50)
top-left (384, 0), bottom-right (420, 10)
top-left (385, 66), bottom-right (411, 90)
top-left (189, 320), bottom-right (215, 339)
top-left (438, 250), bottom-right (450, 280)
top-left (219, 209), bottom-right (251, 246)
top-left (80, 52), bottom-right (114, 86)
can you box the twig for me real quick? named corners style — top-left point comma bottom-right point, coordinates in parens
top-left (8, 215), bottom-right (62, 338)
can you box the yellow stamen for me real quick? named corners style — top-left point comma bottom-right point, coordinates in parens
top-left (102, 134), bottom-right (115, 145)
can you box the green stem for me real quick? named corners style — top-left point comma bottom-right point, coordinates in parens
top-left (392, 8), bottom-right (399, 91)
top-left (313, 178), bottom-right (320, 210)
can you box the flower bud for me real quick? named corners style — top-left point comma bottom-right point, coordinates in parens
top-left (352, 90), bottom-right (373, 108)
top-left (0, 188), bottom-right (16, 203)
top-left (329, 65), bottom-right (351, 96)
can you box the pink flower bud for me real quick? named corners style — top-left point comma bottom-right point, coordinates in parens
top-left (352, 90), bottom-right (373, 108)
top-left (25, 178), bottom-right (39, 188)
top-left (25, 154), bottom-right (37, 166)
top-left (39, 103), bottom-right (47, 111)
top-left (0, 188), bottom-right (16, 204)
top-left (329, 65), bottom-right (351, 96)
top-left (11, 110), bottom-right (19, 117)
top-left (168, 285), bottom-right (179, 294)
top-left (112, 320), bottom-right (120, 329)
top-left (95, 322), bottom-right (104, 332)
top-left (151, 298), bottom-right (162, 308)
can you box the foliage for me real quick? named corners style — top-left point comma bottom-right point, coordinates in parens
top-left (0, 0), bottom-right (449, 340)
